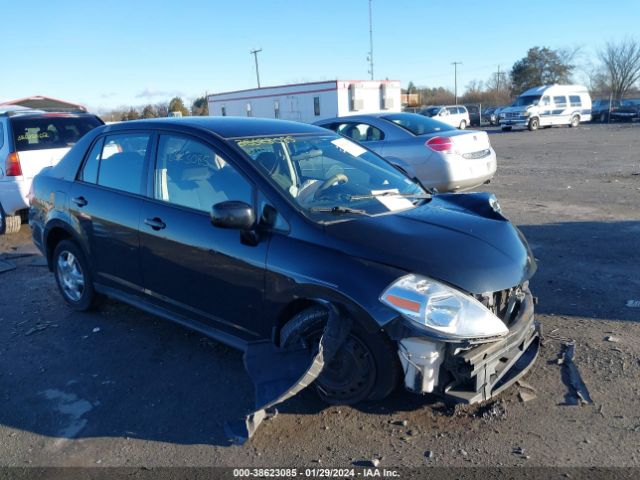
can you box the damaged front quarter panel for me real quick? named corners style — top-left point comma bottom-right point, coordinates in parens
top-left (225, 303), bottom-right (351, 444)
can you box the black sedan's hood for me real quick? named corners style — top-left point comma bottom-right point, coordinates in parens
top-left (324, 192), bottom-right (536, 294)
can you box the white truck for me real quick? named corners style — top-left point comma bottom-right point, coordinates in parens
top-left (207, 80), bottom-right (401, 124)
top-left (500, 85), bottom-right (592, 131)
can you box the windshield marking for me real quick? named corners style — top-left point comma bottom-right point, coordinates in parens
top-left (331, 137), bottom-right (366, 157)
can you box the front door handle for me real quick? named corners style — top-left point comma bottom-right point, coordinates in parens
top-left (144, 217), bottom-right (166, 230)
top-left (72, 196), bottom-right (88, 207)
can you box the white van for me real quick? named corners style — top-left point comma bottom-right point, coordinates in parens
top-left (499, 85), bottom-right (592, 131)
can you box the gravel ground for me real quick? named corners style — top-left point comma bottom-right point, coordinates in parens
top-left (0, 123), bottom-right (639, 471)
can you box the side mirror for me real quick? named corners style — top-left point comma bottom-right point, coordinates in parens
top-left (211, 201), bottom-right (255, 230)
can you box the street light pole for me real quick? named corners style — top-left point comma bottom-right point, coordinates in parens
top-left (452, 61), bottom-right (462, 104)
top-left (250, 48), bottom-right (263, 88)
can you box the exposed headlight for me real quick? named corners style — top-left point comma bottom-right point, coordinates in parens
top-left (523, 110), bottom-right (530, 117)
top-left (380, 275), bottom-right (508, 341)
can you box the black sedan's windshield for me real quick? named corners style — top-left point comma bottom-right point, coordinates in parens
top-left (235, 134), bottom-right (425, 217)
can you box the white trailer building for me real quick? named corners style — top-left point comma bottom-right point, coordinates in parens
top-left (207, 80), bottom-right (401, 124)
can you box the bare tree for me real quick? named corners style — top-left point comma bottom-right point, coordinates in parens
top-left (598, 38), bottom-right (640, 101)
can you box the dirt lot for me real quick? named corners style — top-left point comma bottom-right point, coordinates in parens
top-left (1, 123), bottom-right (639, 471)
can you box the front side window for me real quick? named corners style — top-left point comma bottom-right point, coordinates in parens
top-left (553, 96), bottom-right (567, 107)
top-left (235, 134), bottom-right (425, 218)
top-left (96, 133), bottom-right (149, 194)
top-left (154, 135), bottom-right (252, 213)
top-left (514, 95), bottom-right (541, 107)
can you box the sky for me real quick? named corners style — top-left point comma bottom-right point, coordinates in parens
top-left (1, 0), bottom-right (639, 113)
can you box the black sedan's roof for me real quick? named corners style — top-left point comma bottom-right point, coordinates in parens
top-left (110, 116), bottom-right (327, 138)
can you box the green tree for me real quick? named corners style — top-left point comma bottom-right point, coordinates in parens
top-left (510, 47), bottom-right (574, 93)
top-left (191, 96), bottom-right (209, 116)
top-left (168, 97), bottom-right (188, 117)
top-left (122, 107), bottom-right (140, 121)
top-left (406, 81), bottom-right (417, 94)
top-left (142, 104), bottom-right (157, 118)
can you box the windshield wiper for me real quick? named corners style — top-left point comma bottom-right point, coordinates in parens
top-left (347, 192), bottom-right (431, 201)
top-left (308, 206), bottom-right (368, 215)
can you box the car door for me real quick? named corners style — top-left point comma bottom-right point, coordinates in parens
top-left (138, 132), bottom-right (268, 341)
top-left (71, 131), bottom-right (151, 293)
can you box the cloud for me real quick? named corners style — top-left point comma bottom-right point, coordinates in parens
top-left (100, 92), bottom-right (116, 99)
top-left (135, 87), bottom-right (185, 99)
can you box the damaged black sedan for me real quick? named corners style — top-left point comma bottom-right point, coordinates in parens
top-left (29, 117), bottom-right (539, 425)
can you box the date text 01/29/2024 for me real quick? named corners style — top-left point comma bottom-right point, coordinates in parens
top-left (232, 468), bottom-right (401, 477)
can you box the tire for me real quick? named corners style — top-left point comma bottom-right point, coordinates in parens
top-left (280, 305), bottom-right (401, 405)
top-left (570, 115), bottom-right (580, 128)
top-left (501, 126), bottom-right (512, 131)
top-left (1, 213), bottom-right (21, 234)
top-left (53, 240), bottom-right (100, 311)
top-left (528, 117), bottom-right (540, 131)
top-left (459, 120), bottom-right (467, 130)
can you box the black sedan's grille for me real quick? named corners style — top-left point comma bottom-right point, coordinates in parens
top-left (475, 285), bottom-right (526, 327)
top-left (462, 149), bottom-right (491, 160)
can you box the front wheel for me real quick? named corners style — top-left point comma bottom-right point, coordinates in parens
top-left (53, 240), bottom-right (100, 311)
top-left (528, 117), bottom-right (540, 131)
top-left (280, 306), bottom-right (400, 405)
top-left (570, 115), bottom-right (580, 128)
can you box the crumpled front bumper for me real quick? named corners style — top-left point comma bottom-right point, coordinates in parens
top-left (442, 290), bottom-right (540, 403)
top-left (390, 289), bottom-right (540, 404)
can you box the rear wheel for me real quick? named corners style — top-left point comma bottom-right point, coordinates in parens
top-left (0, 213), bottom-right (21, 234)
top-left (280, 306), bottom-right (400, 405)
top-left (570, 115), bottom-right (580, 128)
top-left (528, 117), bottom-right (540, 131)
top-left (53, 240), bottom-right (100, 311)
top-left (459, 120), bottom-right (467, 129)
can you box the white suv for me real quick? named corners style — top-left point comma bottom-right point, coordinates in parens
top-left (0, 107), bottom-right (103, 233)
top-left (419, 105), bottom-right (470, 129)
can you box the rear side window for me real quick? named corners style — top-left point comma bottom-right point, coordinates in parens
top-left (553, 96), bottom-right (567, 107)
top-left (96, 133), bottom-right (150, 194)
top-left (10, 115), bottom-right (102, 152)
top-left (80, 138), bottom-right (104, 183)
top-left (569, 95), bottom-right (582, 107)
top-left (382, 113), bottom-right (454, 135)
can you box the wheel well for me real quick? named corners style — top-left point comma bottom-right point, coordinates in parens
top-left (45, 227), bottom-right (72, 269)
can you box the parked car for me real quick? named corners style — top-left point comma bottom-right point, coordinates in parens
top-left (591, 98), bottom-right (621, 122)
top-left (463, 104), bottom-right (481, 127)
top-left (30, 117), bottom-right (539, 408)
top-left (482, 107), bottom-right (498, 125)
top-left (418, 105), bottom-right (470, 129)
top-left (610, 99), bottom-right (640, 122)
top-left (315, 112), bottom-right (497, 192)
top-left (0, 107), bottom-right (103, 234)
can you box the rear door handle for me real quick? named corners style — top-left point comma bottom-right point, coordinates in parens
top-left (72, 196), bottom-right (88, 207)
top-left (144, 217), bottom-right (166, 230)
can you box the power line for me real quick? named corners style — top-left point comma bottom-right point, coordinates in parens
top-left (250, 48), bottom-right (262, 88)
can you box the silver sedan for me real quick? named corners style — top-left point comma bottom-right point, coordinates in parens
top-left (315, 113), bottom-right (497, 192)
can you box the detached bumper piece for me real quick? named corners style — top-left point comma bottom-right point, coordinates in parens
top-left (225, 304), bottom-right (351, 444)
top-left (442, 290), bottom-right (539, 403)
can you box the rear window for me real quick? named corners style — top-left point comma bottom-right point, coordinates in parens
top-left (10, 115), bottom-right (102, 152)
top-left (381, 113), bottom-right (454, 136)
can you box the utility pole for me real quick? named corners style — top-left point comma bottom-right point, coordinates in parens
top-left (496, 65), bottom-right (501, 92)
top-left (250, 48), bottom-right (262, 88)
top-left (452, 61), bottom-right (462, 104)
top-left (367, 0), bottom-right (374, 80)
